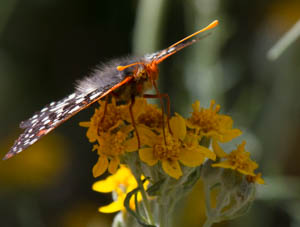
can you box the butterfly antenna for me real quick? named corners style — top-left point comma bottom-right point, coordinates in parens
top-left (154, 20), bottom-right (219, 64)
top-left (117, 62), bottom-right (144, 71)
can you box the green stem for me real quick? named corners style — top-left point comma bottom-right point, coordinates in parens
top-left (204, 185), bottom-right (212, 216)
top-left (137, 176), bottom-right (155, 225)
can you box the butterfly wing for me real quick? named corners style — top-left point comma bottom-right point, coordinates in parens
top-left (4, 76), bottom-right (133, 160)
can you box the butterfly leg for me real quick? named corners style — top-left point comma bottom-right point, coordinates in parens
top-left (129, 96), bottom-right (141, 148)
top-left (143, 93), bottom-right (172, 135)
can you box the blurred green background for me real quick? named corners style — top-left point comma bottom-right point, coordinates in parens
top-left (0, 0), bottom-right (299, 226)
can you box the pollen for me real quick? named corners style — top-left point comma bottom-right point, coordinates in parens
top-left (186, 100), bottom-right (242, 147)
top-left (98, 130), bottom-right (129, 158)
top-left (137, 104), bottom-right (164, 129)
top-left (212, 141), bottom-right (261, 178)
top-left (97, 100), bottom-right (124, 133)
top-left (224, 141), bottom-right (258, 174)
top-left (153, 133), bottom-right (181, 160)
top-left (80, 98), bottom-right (127, 143)
top-left (188, 100), bottom-right (221, 133)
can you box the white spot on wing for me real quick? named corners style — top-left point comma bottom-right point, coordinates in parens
top-left (70, 106), bottom-right (80, 113)
top-left (75, 98), bottom-right (85, 104)
top-left (89, 92), bottom-right (101, 100)
top-left (68, 93), bottom-right (76, 99)
top-left (30, 138), bottom-right (38, 145)
top-left (50, 102), bottom-right (68, 111)
top-left (42, 117), bottom-right (49, 122)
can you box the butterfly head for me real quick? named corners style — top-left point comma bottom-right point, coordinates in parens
top-left (117, 60), bottom-right (159, 83)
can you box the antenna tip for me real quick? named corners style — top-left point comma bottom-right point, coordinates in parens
top-left (116, 66), bottom-right (123, 71)
top-left (210, 20), bottom-right (219, 28)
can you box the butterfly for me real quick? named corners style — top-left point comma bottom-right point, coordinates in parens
top-left (4, 20), bottom-right (218, 160)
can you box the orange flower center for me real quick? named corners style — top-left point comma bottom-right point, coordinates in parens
top-left (137, 105), bottom-right (163, 128)
top-left (228, 153), bottom-right (251, 170)
top-left (189, 102), bottom-right (221, 133)
top-left (153, 134), bottom-right (181, 160)
top-left (99, 131), bottom-right (127, 157)
top-left (97, 104), bottom-right (124, 133)
top-left (226, 143), bottom-right (258, 173)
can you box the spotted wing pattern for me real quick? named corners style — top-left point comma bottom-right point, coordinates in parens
top-left (4, 89), bottom-right (107, 160)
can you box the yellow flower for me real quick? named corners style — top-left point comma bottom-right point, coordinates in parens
top-left (186, 100), bottom-right (242, 156)
top-left (139, 114), bottom-right (216, 179)
top-left (212, 141), bottom-right (264, 183)
top-left (137, 103), bottom-right (164, 129)
top-left (92, 125), bottom-right (136, 177)
top-left (122, 97), bottom-right (165, 130)
top-left (92, 165), bottom-right (143, 213)
top-left (79, 98), bottom-right (127, 143)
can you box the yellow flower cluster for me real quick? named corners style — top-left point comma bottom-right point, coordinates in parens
top-left (81, 98), bottom-right (220, 179)
top-left (80, 98), bottom-right (262, 180)
top-left (81, 98), bottom-right (263, 213)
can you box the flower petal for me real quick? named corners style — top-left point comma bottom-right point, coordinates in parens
top-left (92, 155), bottom-right (108, 177)
top-left (195, 146), bottom-right (216, 161)
top-left (253, 173), bottom-right (264, 184)
top-left (121, 124), bottom-right (134, 135)
top-left (86, 127), bottom-right (97, 143)
top-left (108, 157), bottom-right (120, 174)
top-left (121, 98), bottom-right (147, 123)
top-left (170, 114), bottom-right (186, 140)
top-left (137, 125), bottom-right (157, 146)
top-left (218, 129), bottom-right (242, 142)
top-left (192, 100), bottom-right (200, 112)
top-left (92, 177), bottom-right (116, 193)
top-left (99, 200), bottom-right (123, 213)
top-left (123, 137), bottom-right (139, 152)
top-left (179, 148), bottom-right (205, 167)
top-left (139, 148), bottom-right (158, 166)
top-left (212, 140), bottom-right (227, 158)
top-left (132, 98), bottom-right (147, 116)
top-left (79, 121), bottom-right (90, 127)
top-left (162, 159), bottom-right (182, 179)
top-left (211, 160), bottom-right (254, 175)
top-left (212, 160), bottom-right (233, 168)
top-left (238, 169), bottom-right (256, 176)
top-left (179, 145), bottom-right (216, 167)
top-left (220, 115), bottom-right (233, 128)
